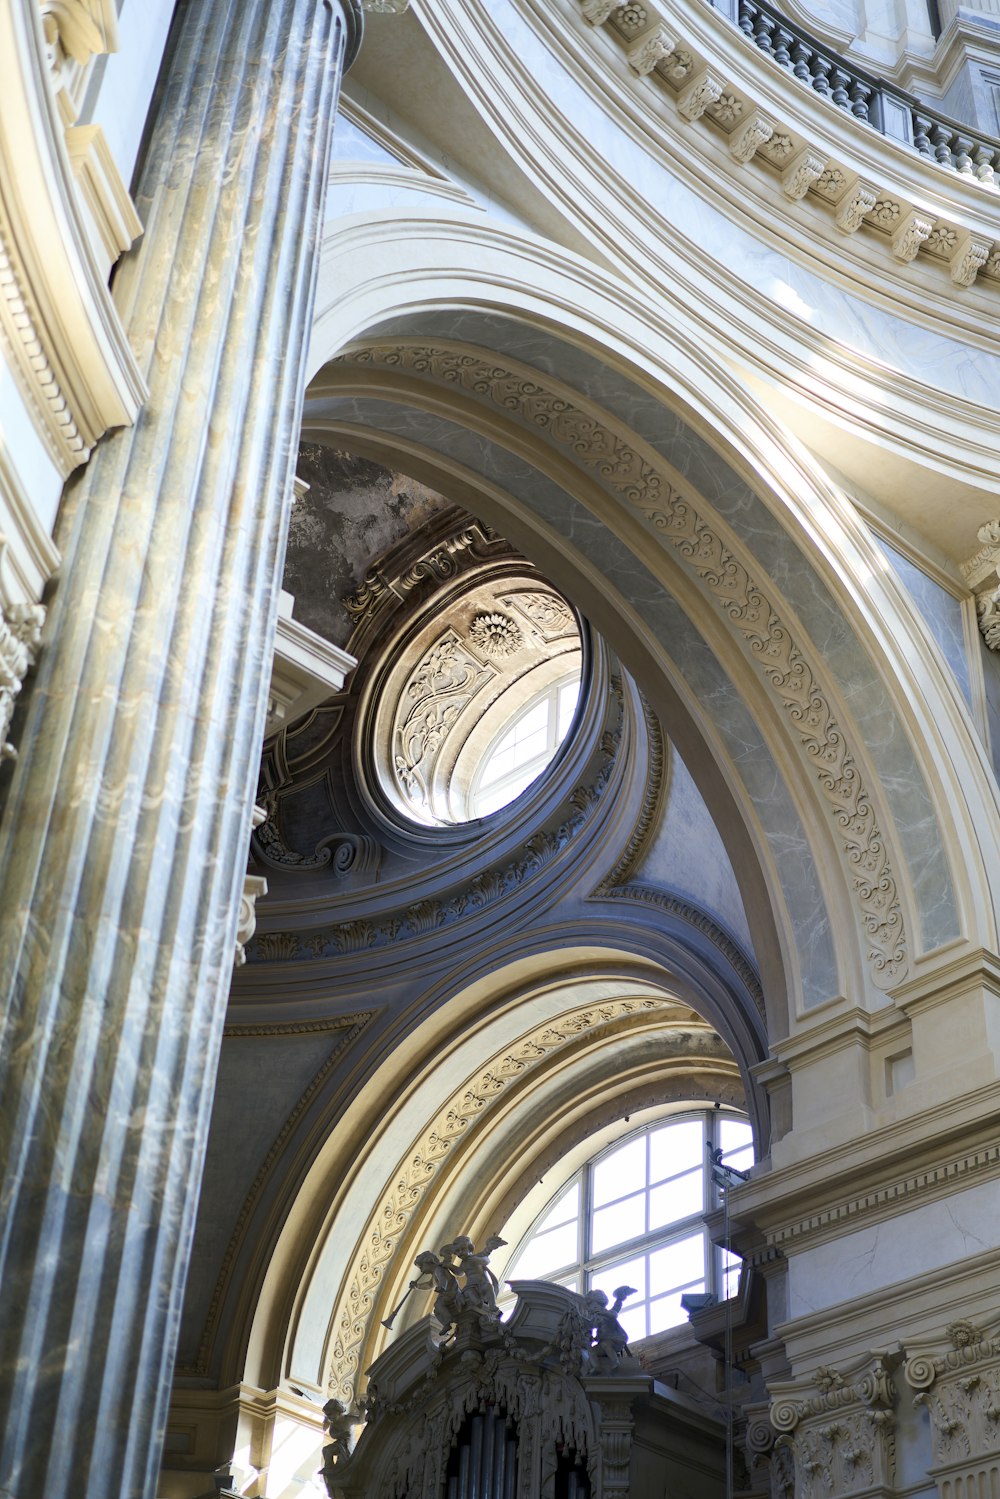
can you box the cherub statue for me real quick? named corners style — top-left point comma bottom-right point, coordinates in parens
top-left (320, 1398), bottom-right (356, 1496)
top-left (438, 1234), bottom-right (507, 1321)
top-left (583, 1284), bottom-right (637, 1371)
top-left (381, 1232), bottom-right (507, 1341)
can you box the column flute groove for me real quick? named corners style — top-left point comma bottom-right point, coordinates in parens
top-left (0, 2), bottom-right (360, 1498)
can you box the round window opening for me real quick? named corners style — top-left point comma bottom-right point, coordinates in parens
top-left (374, 576), bottom-right (583, 827)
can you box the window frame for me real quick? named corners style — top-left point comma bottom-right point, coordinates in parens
top-left (500, 1108), bottom-right (752, 1341)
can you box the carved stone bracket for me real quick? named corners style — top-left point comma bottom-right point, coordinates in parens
top-left (905, 1321), bottom-right (1000, 1496)
top-left (769, 1351), bottom-right (898, 1498)
top-left (235, 874), bottom-right (268, 968)
top-left (961, 521), bottom-right (1000, 649)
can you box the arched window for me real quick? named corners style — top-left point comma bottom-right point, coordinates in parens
top-left (469, 672), bottom-right (581, 818)
top-left (499, 1111), bottom-right (753, 1344)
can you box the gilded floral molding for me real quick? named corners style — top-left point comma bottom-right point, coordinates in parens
top-left (325, 996), bottom-right (676, 1400)
top-left (342, 342), bottom-right (907, 988)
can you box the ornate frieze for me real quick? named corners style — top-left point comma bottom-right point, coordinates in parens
top-left (769, 1352), bottom-right (898, 1498)
top-left (905, 1320), bottom-right (1000, 1497)
top-left (343, 344), bottom-right (908, 989)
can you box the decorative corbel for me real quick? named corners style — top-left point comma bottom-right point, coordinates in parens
top-left (962, 522), bottom-right (1000, 649)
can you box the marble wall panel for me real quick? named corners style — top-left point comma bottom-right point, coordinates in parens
top-left (356, 312), bottom-right (960, 953)
top-left (875, 534), bottom-right (972, 706)
top-left (308, 392), bottom-right (840, 1007)
top-left (636, 748), bottom-right (756, 954)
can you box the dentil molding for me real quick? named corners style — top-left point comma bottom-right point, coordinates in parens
top-left (571, 0), bottom-right (1000, 291)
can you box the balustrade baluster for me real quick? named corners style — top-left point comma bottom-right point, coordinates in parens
top-left (810, 54), bottom-right (832, 95)
top-left (912, 111), bottom-right (933, 154)
top-left (753, 11), bottom-right (776, 51)
top-left (830, 66), bottom-right (851, 109)
top-left (973, 143), bottom-right (997, 185)
top-left (954, 135), bottom-right (975, 173)
top-left (849, 79), bottom-right (872, 121)
top-left (790, 37), bottom-right (812, 82)
top-left (772, 25), bottom-right (792, 66)
top-left (930, 120), bottom-right (955, 167)
top-left (738, 0), bottom-right (757, 41)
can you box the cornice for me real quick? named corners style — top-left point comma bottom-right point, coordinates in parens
top-left (566, 0), bottom-right (1000, 290)
top-left (722, 1074), bottom-right (1000, 1252)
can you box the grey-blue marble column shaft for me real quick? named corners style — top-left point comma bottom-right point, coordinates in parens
top-left (0, 2), bottom-right (361, 1496)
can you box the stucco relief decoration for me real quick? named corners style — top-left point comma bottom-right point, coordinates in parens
top-left (502, 590), bottom-right (576, 640)
top-left (770, 1353), bottom-right (898, 1499)
top-left (467, 611), bottom-right (523, 658)
top-left (905, 1321), bottom-right (1000, 1492)
top-left (326, 997), bottom-right (672, 1402)
top-left (961, 522), bottom-right (1000, 649)
top-left (394, 631), bottom-right (493, 805)
top-left (0, 596), bottom-right (45, 760)
top-left (343, 344), bottom-right (908, 987)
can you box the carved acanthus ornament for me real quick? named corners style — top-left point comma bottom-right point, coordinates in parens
top-left (905, 1321), bottom-right (1000, 1495)
top-left (0, 588), bottom-right (45, 761)
top-left (342, 343), bottom-right (908, 988)
top-left (961, 522), bottom-right (1000, 649)
top-left (769, 1352), bottom-right (898, 1498)
top-left (235, 874), bottom-right (268, 967)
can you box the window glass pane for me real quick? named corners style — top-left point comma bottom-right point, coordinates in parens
top-left (722, 1249), bottom-right (741, 1300)
top-left (616, 1302), bottom-right (647, 1344)
top-left (649, 1283), bottom-right (705, 1334)
top-left (720, 1146), bottom-right (753, 1175)
top-left (537, 1181), bottom-right (579, 1233)
top-left (648, 1169), bottom-right (703, 1229)
top-left (511, 1221), bottom-right (579, 1280)
top-left (649, 1119), bottom-right (703, 1181)
top-left (649, 1234), bottom-right (705, 1296)
top-left (720, 1119), bottom-right (753, 1155)
top-left (589, 1255), bottom-right (647, 1302)
top-left (591, 1192), bottom-right (645, 1253)
top-left (593, 1137), bottom-right (646, 1206)
top-left (557, 678), bottom-right (580, 735)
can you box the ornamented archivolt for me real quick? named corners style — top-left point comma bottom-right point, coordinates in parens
top-left (342, 344), bottom-right (908, 988)
top-left (326, 995), bottom-right (681, 1401)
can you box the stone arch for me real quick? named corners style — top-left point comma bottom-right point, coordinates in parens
top-left (238, 948), bottom-right (766, 1404)
top-left (306, 216), bottom-right (999, 1012)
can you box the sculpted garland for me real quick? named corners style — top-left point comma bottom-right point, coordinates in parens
top-left (344, 343), bottom-right (907, 988)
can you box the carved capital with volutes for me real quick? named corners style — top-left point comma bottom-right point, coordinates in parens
top-left (769, 1351), bottom-right (898, 1498)
top-left (905, 1321), bottom-right (1000, 1491)
top-left (962, 522), bottom-right (1000, 650)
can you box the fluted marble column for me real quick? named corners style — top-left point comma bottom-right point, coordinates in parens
top-left (0, 2), bottom-right (360, 1497)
